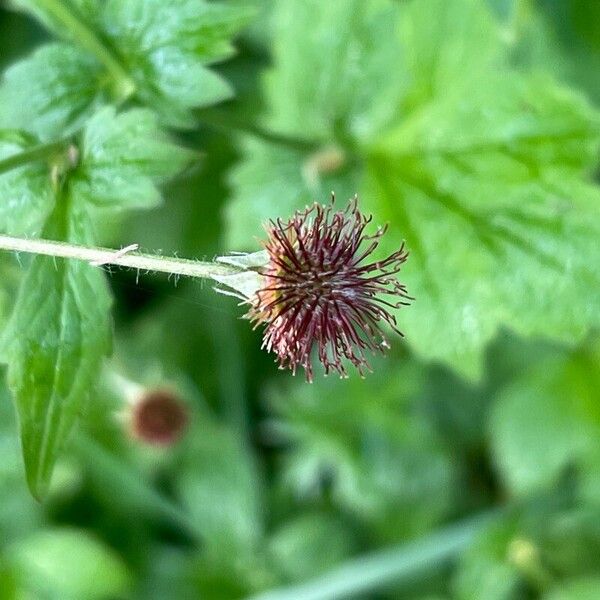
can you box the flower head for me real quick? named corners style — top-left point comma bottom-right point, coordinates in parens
top-left (129, 389), bottom-right (189, 446)
top-left (248, 194), bottom-right (411, 381)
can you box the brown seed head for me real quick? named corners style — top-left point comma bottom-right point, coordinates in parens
top-left (130, 389), bottom-right (188, 446)
top-left (248, 194), bottom-right (412, 381)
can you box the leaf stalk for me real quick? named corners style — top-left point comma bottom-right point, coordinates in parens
top-left (0, 140), bottom-right (70, 176)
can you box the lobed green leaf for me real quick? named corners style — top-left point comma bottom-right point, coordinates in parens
top-left (96, 0), bottom-right (254, 127)
top-left (71, 106), bottom-right (195, 211)
top-left (6, 0), bottom-right (253, 130)
top-left (0, 43), bottom-right (103, 141)
top-left (366, 73), bottom-right (600, 377)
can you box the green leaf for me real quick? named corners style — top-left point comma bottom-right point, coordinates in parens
top-left (489, 351), bottom-right (600, 496)
top-left (0, 43), bottom-right (103, 140)
top-left (227, 0), bottom-right (600, 378)
top-left (225, 0), bottom-right (408, 241)
top-left (268, 512), bottom-right (356, 583)
top-left (262, 0), bottom-right (408, 139)
top-left (0, 203), bottom-right (112, 498)
top-left (8, 528), bottom-right (130, 600)
top-left (97, 0), bottom-right (253, 127)
top-left (0, 561), bottom-right (18, 600)
top-left (10, 0), bottom-right (253, 129)
top-left (544, 578), bottom-right (600, 600)
top-left (71, 107), bottom-right (194, 211)
top-left (176, 418), bottom-right (263, 557)
top-left (397, 0), bottom-right (503, 111)
top-left (0, 130), bottom-right (54, 235)
top-left (0, 382), bottom-right (40, 543)
top-left (366, 72), bottom-right (600, 377)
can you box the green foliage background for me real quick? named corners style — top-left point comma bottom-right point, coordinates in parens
top-left (0, 0), bottom-right (600, 598)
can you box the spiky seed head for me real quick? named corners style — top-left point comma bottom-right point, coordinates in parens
top-left (248, 194), bottom-right (412, 381)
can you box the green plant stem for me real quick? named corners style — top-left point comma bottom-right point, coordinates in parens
top-left (0, 234), bottom-right (240, 280)
top-left (33, 0), bottom-right (135, 99)
top-left (0, 140), bottom-right (70, 176)
top-left (246, 510), bottom-right (501, 600)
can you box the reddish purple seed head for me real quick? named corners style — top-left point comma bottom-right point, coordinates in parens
top-left (248, 194), bottom-right (412, 382)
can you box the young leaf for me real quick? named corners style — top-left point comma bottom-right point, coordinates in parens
top-left (227, 0), bottom-right (600, 378)
top-left (0, 130), bottom-right (54, 235)
top-left (70, 107), bottom-right (194, 211)
top-left (0, 203), bottom-right (112, 498)
top-left (0, 43), bottom-right (103, 140)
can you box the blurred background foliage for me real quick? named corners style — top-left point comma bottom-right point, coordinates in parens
top-left (0, 0), bottom-right (600, 598)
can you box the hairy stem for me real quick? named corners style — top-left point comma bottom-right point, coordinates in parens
top-left (33, 0), bottom-right (135, 99)
top-left (0, 140), bottom-right (70, 176)
top-left (246, 510), bottom-right (500, 600)
top-left (0, 234), bottom-right (240, 279)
